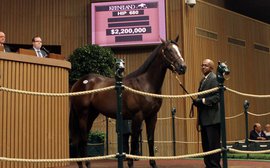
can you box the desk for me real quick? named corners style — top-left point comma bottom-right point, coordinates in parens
top-left (18, 48), bottom-right (66, 60)
top-left (233, 141), bottom-right (270, 151)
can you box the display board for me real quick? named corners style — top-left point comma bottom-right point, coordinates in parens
top-left (91, 0), bottom-right (166, 47)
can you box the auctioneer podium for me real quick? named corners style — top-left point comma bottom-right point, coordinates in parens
top-left (18, 48), bottom-right (66, 60)
top-left (0, 52), bottom-right (71, 168)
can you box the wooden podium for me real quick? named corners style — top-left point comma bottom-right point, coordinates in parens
top-left (48, 53), bottom-right (65, 60)
top-left (0, 46), bottom-right (4, 52)
top-left (18, 48), bottom-right (36, 56)
top-left (0, 52), bottom-right (70, 168)
top-left (18, 48), bottom-right (65, 60)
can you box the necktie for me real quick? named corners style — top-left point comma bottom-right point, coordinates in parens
top-left (37, 50), bottom-right (43, 57)
top-left (199, 77), bottom-right (206, 91)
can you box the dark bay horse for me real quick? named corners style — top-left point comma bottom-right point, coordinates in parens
top-left (69, 36), bottom-right (187, 168)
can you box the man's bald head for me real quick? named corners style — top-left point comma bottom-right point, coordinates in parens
top-left (204, 59), bottom-right (214, 69)
top-left (201, 59), bottom-right (215, 76)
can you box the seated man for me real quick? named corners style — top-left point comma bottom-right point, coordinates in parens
top-left (31, 36), bottom-right (48, 57)
top-left (250, 123), bottom-right (267, 140)
top-left (0, 31), bottom-right (11, 52)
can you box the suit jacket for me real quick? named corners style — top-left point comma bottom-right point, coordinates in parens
top-left (249, 130), bottom-right (267, 140)
top-left (123, 120), bottom-right (132, 135)
top-left (4, 44), bottom-right (11, 52)
top-left (31, 47), bottom-right (48, 57)
top-left (197, 72), bottom-right (220, 126)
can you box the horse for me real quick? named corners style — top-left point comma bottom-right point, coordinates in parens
top-left (69, 36), bottom-right (187, 168)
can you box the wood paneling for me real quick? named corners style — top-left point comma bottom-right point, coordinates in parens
top-left (0, 53), bottom-right (70, 168)
top-left (183, 0), bottom-right (270, 153)
top-left (92, 0), bottom-right (270, 156)
top-left (202, 0), bottom-right (225, 7)
top-left (0, 0), bottom-right (88, 57)
top-left (1, 0), bottom-right (270, 159)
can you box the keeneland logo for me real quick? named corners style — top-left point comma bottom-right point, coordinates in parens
top-left (138, 3), bottom-right (147, 9)
top-left (109, 3), bottom-right (148, 11)
top-left (109, 4), bottom-right (136, 11)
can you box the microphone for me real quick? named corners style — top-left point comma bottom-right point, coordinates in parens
top-left (42, 46), bottom-right (50, 55)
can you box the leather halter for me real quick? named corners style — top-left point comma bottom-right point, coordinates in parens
top-left (161, 46), bottom-right (177, 71)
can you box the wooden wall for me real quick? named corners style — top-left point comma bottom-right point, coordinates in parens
top-left (0, 53), bottom-right (71, 168)
top-left (183, 0), bottom-right (270, 153)
top-left (1, 0), bottom-right (270, 159)
top-left (92, 0), bottom-right (270, 156)
top-left (202, 0), bottom-right (225, 7)
top-left (0, 0), bottom-right (89, 57)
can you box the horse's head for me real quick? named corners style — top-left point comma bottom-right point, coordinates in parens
top-left (161, 36), bottom-right (187, 75)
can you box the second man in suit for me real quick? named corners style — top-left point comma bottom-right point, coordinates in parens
top-left (193, 59), bottom-right (221, 168)
top-left (32, 36), bottom-right (48, 57)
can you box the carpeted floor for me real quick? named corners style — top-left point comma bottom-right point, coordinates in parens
top-left (56, 159), bottom-right (270, 168)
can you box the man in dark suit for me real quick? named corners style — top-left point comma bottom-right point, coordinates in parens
top-left (0, 31), bottom-right (11, 52)
top-left (31, 36), bottom-right (48, 57)
top-left (123, 120), bottom-right (132, 154)
top-left (193, 59), bottom-right (221, 168)
top-left (250, 123), bottom-right (267, 140)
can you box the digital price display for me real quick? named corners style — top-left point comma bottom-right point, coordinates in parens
top-left (91, 0), bottom-right (166, 47)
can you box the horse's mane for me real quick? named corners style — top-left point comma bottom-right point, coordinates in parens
top-left (125, 43), bottom-right (164, 79)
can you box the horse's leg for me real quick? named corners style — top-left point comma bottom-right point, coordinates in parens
top-left (128, 119), bottom-right (143, 168)
top-left (145, 113), bottom-right (158, 168)
top-left (76, 111), bottom-right (89, 168)
top-left (71, 139), bottom-right (83, 168)
top-left (69, 103), bottom-right (84, 168)
top-left (72, 106), bottom-right (98, 168)
top-left (84, 110), bottom-right (100, 168)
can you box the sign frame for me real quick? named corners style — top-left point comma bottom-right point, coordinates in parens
top-left (91, 0), bottom-right (166, 47)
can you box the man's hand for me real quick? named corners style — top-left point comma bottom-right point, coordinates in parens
top-left (257, 137), bottom-right (266, 140)
top-left (193, 98), bottom-right (203, 107)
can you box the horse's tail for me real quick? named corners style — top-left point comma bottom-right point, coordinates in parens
top-left (69, 101), bottom-right (80, 143)
top-left (69, 100), bottom-right (83, 158)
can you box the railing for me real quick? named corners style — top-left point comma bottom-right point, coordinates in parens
top-left (1, 60), bottom-right (270, 168)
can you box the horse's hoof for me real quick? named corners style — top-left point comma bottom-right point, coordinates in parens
top-left (128, 159), bottom-right (134, 168)
top-left (150, 160), bottom-right (157, 168)
top-left (77, 162), bottom-right (83, 168)
top-left (86, 161), bottom-right (91, 168)
top-left (151, 165), bottom-right (158, 168)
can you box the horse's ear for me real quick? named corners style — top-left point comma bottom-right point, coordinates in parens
top-left (174, 35), bottom-right (179, 43)
top-left (160, 38), bottom-right (166, 44)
